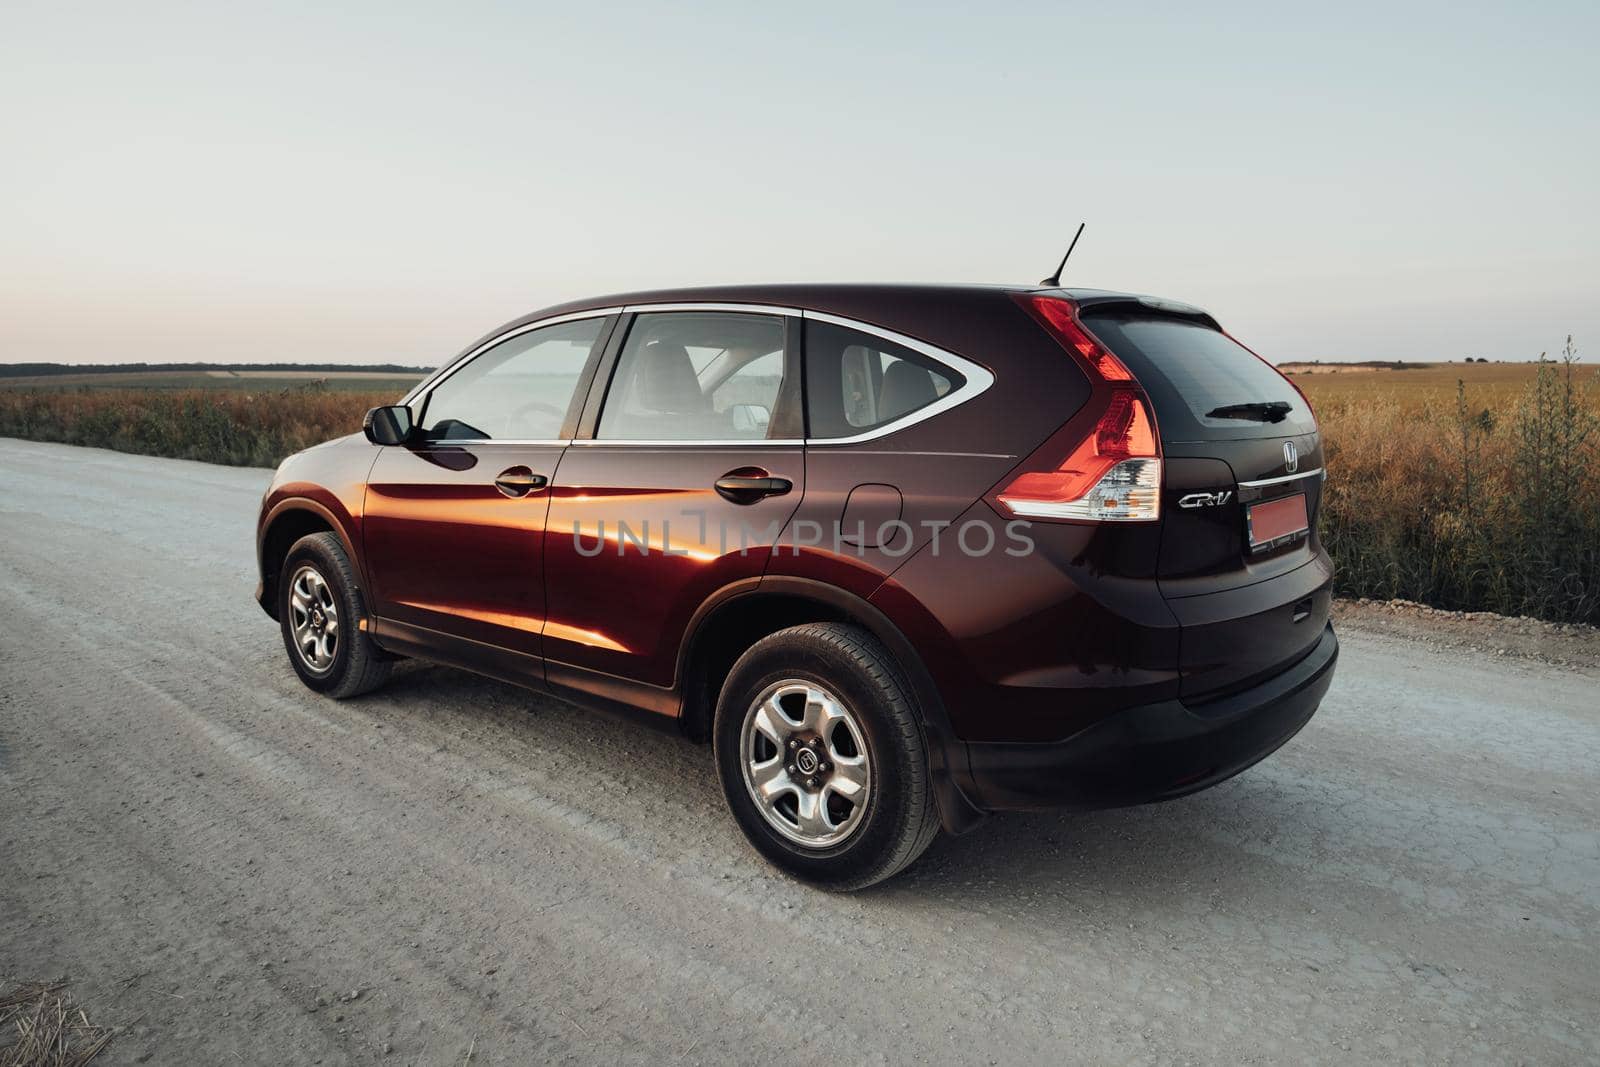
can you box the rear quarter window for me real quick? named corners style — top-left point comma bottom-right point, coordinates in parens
top-left (804, 320), bottom-right (962, 439)
top-left (1080, 311), bottom-right (1314, 442)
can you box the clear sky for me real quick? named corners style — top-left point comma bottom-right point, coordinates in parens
top-left (2, 0), bottom-right (1595, 366)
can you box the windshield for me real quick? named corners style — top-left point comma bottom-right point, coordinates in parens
top-left (1079, 310), bottom-right (1315, 442)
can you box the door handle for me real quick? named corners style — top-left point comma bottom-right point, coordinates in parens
top-left (714, 474), bottom-right (793, 505)
top-left (494, 466), bottom-right (548, 498)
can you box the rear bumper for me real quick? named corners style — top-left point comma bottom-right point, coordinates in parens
top-left (963, 622), bottom-right (1337, 812)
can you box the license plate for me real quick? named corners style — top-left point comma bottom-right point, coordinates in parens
top-left (1247, 493), bottom-right (1309, 551)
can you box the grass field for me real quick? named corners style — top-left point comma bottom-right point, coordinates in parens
top-left (2, 354), bottom-right (1596, 623)
top-left (1303, 346), bottom-right (1599, 624)
top-left (1288, 360), bottom-right (1584, 410)
top-left (0, 368), bottom-right (424, 393)
top-left (0, 386), bottom-right (398, 467)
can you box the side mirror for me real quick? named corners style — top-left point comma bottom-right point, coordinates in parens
top-left (363, 405), bottom-right (414, 446)
top-left (728, 403), bottom-right (771, 434)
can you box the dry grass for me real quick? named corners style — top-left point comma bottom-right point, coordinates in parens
top-left (1314, 342), bottom-right (1600, 624)
top-left (0, 983), bottom-right (114, 1067)
top-left (0, 370), bottom-right (422, 392)
top-left (1292, 359), bottom-right (1558, 410)
top-left (0, 384), bottom-right (390, 468)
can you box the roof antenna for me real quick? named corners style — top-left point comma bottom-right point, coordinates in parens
top-left (1040, 222), bottom-right (1086, 287)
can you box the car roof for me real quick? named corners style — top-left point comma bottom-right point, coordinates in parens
top-left (432, 283), bottom-right (1210, 383)
top-left (525, 282), bottom-right (1146, 318)
top-left (530, 282), bottom-right (1024, 316)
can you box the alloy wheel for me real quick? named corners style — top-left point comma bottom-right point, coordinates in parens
top-left (288, 564), bottom-right (340, 674)
top-left (739, 680), bottom-right (872, 848)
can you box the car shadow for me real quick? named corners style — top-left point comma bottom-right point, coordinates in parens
top-left (365, 660), bottom-right (1335, 913)
top-left (887, 765), bottom-right (1349, 919)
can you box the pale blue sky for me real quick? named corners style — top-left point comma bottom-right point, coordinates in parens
top-left (2, 0), bottom-right (1595, 365)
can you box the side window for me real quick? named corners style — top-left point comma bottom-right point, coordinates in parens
top-left (709, 349), bottom-right (783, 436)
top-left (420, 318), bottom-right (604, 441)
top-left (804, 320), bottom-right (960, 439)
top-left (597, 312), bottom-right (787, 441)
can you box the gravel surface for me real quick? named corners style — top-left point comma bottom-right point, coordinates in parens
top-left (1333, 598), bottom-right (1600, 670)
top-left (2, 438), bottom-right (1597, 1065)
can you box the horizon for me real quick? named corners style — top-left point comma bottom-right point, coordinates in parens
top-left (3, 2), bottom-right (1596, 367)
top-left (1, 352), bottom-right (1574, 373)
top-left (0, 352), bottom-right (1579, 371)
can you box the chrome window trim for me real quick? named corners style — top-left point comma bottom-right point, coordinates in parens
top-left (1237, 467), bottom-right (1325, 489)
top-left (403, 302), bottom-right (996, 449)
top-left (797, 310), bottom-right (995, 447)
top-left (621, 302), bottom-right (797, 317)
top-left (403, 439), bottom-right (570, 447)
top-left (570, 439), bottom-right (805, 448)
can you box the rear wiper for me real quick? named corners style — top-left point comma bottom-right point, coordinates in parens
top-left (1205, 401), bottom-right (1292, 423)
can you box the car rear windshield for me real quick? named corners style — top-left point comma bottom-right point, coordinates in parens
top-left (1080, 309), bottom-right (1314, 442)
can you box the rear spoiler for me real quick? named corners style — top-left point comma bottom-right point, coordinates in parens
top-left (1046, 290), bottom-right (1221, 331)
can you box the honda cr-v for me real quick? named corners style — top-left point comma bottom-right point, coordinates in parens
top-left (255, 284), bottom-right (1337, 889)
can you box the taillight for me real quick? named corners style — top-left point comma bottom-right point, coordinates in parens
top-left (1023, 297), bottom-right (1137, 382)
top-left (996, 401), bottom-right (1162, 520)
top-left (996, 295), bottom-right (1163, 521)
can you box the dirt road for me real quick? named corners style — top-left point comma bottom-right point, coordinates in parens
top-left (2, 438), bottom-right (1596, 1065)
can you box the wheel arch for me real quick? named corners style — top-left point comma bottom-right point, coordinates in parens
top-left (677, 575), bottom-right (986, 833)
top-left (257, 499), bottom-right (360, 620)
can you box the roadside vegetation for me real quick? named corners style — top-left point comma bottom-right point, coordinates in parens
top-left (1306, 340), bottom-right (1600, 625)
top-left (1, 353), bottom-right (1596, 624)
top-left (0, 367), bottom-right (423, 393)
top-left (0, 382), bottom-right (395, 468)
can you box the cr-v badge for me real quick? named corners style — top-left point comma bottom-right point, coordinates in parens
top-left (1178, 490), bottom-right (1233, 509)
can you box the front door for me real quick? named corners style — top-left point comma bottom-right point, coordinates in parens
top-left (543, 309), bottom-right (804, 703)
top-left (363, 315), bottom-right (614, 658)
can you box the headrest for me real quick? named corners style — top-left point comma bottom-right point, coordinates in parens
top-left (635, 341), bottom-right (709, 413)
top-left (878, 360), bottom-right (938, 421)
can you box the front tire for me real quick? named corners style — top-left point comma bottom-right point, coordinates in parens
top-left (278, 532), bottom-right (392, 699)
top-left (713, 623), bottom-right (939, 890)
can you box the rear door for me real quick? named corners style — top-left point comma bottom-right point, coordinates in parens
top-left (542, 308), bottom-right (804, 710)
top-left (1079, 306), bottom-right (1332, 698)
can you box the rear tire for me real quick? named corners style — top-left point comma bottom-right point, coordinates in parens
top-left (713, 623), bottom-right (939, 890)
top-left (278, 532), bottom-right (392, 699)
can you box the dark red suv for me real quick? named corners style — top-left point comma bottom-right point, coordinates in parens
top-left (256, 284), bottom-right (1337, 888)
